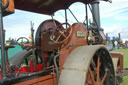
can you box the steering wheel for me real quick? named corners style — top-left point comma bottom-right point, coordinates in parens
top-left (50, 23), bottom-right (72, 44)
top-left (17, 37), bottom-right (29, 45)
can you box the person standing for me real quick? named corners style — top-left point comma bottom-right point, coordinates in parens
top-left (125, 40), bottom-right (128, 48)
top-left (114, 40), bottom-right (118, 50)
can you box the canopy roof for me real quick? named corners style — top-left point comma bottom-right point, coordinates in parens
top-left (14, 0), bottom-right (109, 15)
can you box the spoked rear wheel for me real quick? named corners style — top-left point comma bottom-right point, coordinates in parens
top-left (59, 46), bottom-right (116, 85)
top-left (86, 48), bottom-right (115, 85)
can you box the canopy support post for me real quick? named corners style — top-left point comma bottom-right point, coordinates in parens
top-left (85, 4), bottom-right (88, 30)
top-left (0, 0), bottom-right (6, 79)
top-left (65, 9), bottom-right (68, 28)
top-left (68, 8), bottom-right (79, 23)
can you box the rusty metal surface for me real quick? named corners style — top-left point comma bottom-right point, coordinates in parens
top-left (14, 0), bottom-right (110, 15)
top-left (59, 45), bottom-right (108, 85)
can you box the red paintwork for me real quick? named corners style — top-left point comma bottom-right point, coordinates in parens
top-left (0, 72), bottom-right (2, 80)
top-left (16, 52), bottom-right (48, 73)
top-left (42, 52), bottom-right (48, 67)
top-left (16, 61), bottom-right (44, 73)
top-left (24, 44), bottom-right (32, 46)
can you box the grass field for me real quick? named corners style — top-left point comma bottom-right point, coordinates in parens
top-left (112, 48), bottom-right (128, 85)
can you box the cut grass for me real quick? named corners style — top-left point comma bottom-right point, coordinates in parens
top-left (112, 48), bottom-right (128, 85)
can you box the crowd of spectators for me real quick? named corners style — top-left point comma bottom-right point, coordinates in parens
top-left (107, 37), bottom-right (128, 50)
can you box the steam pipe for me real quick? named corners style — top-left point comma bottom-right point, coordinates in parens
top-left (53, 54), bottom-right (59, 85)
top-left (0, 0), bottom-right (6, 79)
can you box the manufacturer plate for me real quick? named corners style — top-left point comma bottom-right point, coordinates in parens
top-left (77, 31), bottom-right (86, 37)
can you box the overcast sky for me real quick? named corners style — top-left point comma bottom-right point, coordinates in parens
top-left (3, 0), bottom-right (128, 40)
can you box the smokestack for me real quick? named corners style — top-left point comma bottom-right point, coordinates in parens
top-left (91, 1), bottom-right (101, 29)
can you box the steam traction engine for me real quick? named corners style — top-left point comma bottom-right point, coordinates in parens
top-left (0, 0), bottom-right (124, 85)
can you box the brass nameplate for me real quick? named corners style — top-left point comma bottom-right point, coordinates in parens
top-left (77, 31), bottom-right (86, 37)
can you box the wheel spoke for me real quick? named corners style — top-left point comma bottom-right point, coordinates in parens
top-left (92, 59), bottom-right (96, 67)
top-left (95, 62), bottom-right (101, 76)
top-left (89, 68), bottom-right (95, 84)
top-left (50, 23), bottom-right (72, 43)
top-left (56, 35), bottom-right (61, 42)
top-left (86, 74), bottom-right (91, 85)
top-left (86, 50), bottom-right (114, 85)
top-left (101, 72), bottom-right (108, 84)
top-left (60, 31), bottom-right (67, 38)
top-left (96, 56), bottom-right (101, 83)
top-left (91, 59), bottom-right (98, 76)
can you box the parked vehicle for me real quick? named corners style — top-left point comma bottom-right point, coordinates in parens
top-left (0, 0), bottom-right (126, 85)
